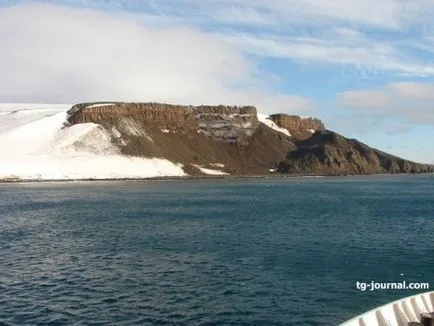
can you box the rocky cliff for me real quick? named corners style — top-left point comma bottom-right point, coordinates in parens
top-left (269, 114), bottom-right (325, 140)
top-left (68, 102), bottom-right (258, 144)
top-left (277, 130), bottom-right (433, 175)
top-left (66, 102), bottom-right (433, 176)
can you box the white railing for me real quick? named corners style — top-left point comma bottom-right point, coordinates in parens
top-left (340, 291), bottom-right (434, 326)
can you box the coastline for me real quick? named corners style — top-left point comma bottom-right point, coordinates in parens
top-left (1, 172), bottom-right (432, 184)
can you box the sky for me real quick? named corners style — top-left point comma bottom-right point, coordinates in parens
top-left (1, 0), bottom-right (433, 163)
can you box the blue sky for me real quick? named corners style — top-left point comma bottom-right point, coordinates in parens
top-left (1, 0), bottom-right (434, 163)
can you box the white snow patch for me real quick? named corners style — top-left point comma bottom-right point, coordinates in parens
top-left (210, 163), bottom-right (225, 168)
top-left (0, 106), bottom-right (69, 133)
top-left (242, 122), bottom-right (252, 128)
top-left (0, 104), bottom-right (186, 180)
top-left (307, 129), bottom-right (316, 134)
top-left (47, 123), bottom-right (116, 155)
top-left (257, 113), bottom-right (291, 137)
top-left (117, 117), bottom-right (153, 142)
top-left (111, 127), bottom-right (122, 138)
top-left (191, 164), bottom-right (229, 175)
top-left (0, 155), bottom-right (186, 181)
top-left (161, 129), bottom-right (170, 134)
top-left (0, 110), bottom-right (70, 155)
top-left (0, 103), bottom-right (72, 112)
top-left (86, 103), bottom-right (116, 108)
top-left (229, 113), bottom-right (253, 118)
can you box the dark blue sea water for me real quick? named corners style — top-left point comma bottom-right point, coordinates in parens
top-left (1, 175), bottom-right (434, 326)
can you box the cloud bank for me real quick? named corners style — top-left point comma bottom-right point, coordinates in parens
top-left (41, 0), bottom-right (434, 77)
top-left (0, 2), bottom-right (312, 114)
top-left (337, 82), bottom-right (434, 124)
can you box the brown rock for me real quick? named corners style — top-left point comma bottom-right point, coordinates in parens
top-left (67, 102), bottom-right (258, 144)
top-left (269, 114), bottom-right (325, 140)
top-left (66, 102), bottom-right (434, 176)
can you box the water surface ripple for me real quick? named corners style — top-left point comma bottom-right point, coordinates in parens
top-left (1, 175), bottom-right (434, 325)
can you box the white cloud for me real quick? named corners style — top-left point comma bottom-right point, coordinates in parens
top-left (336, 82), bottom-right (434, 124)
top-left (219, 29), bottom-right (434, 77)
top-left (0, 2), bottom-right (312, 114)
top-left (389, 82), bottom-right (434, 100)
top-left (4, 0), bottom-right (434, 78)
top-left (143, 0), bottom-right (434, 30)
top-left (133, 0), bottom-right (434, 76)
top-left (337, 90), bottom-right (393, 110)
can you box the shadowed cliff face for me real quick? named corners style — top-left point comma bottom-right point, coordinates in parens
top-left (66, 102), bottom-right (433, 176)
top-left (277, 130), bottom-right (434, 175)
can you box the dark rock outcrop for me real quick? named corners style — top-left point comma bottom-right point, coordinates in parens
top-left (277, 130), bottom-right (433, 175)
top-left (66, 102), bottom-right (433, 176)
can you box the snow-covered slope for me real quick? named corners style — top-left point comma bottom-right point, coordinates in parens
top-left (257, 113), bottom-right (292, 137)
top-left (191, 164), bottom-right (229, 176)
top-left (0, 104), bottom-right (186, 180)
top-left (0, 103), bottom-right (67, 133)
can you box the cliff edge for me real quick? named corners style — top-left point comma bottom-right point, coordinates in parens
top-left (66, 102), bottom-right (433, 176)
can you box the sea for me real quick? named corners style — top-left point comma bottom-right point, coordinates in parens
top-left (1, 175), bottom-right (433, 326)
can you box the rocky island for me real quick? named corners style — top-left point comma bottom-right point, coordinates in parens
top-left (64, 102), bottom-right (433, 177)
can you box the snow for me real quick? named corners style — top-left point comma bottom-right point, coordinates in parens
top-left (0, 103), bottom-right (71, 112)
top-left (307, 129), bottom-right (315, 134)
top-left (117, 117), bottom-right (153, 142)
top-left (257, 113), bottom-right (291, 137)
top-left (242, 122), bottom-right (252, 128)
top-left (229, 113), bottom-right (253, 118)
top-left (0, 104), bottom-right (68, 133)
top-left (161, 129), bottom-right (170, 133)
top-left (210, 163), bottom-right (225, 168)
top-left (118, 117), bottom-right (146, 137)
top-left (191, 164), bottom-right (229, 175)
top-left (0, 104), bottom-right (186, 180)
top-left (111, 127), bottom-right (122, 138)
top-left (86, 103), bottom-right (116, 108)
top-left (48, 123), bottom-right (116, 155)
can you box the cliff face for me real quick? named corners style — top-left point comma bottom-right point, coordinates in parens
top-left (67, 103), bottom-right (258, 144)
top-left (66, 102), bottom-right (433, 176)
top-left (277, 130), bottom-right (433, 175)
top-left (269, 114), bottom-right (325, 140)
top-left (67, 102), bottom-right (294, 175)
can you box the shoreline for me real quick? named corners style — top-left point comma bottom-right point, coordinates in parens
top-left (1, 172), bottom-right (432, 184)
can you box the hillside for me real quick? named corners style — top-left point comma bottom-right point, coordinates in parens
top-left (0, 102), bottom-right (432, 180)
top-left (277, 130), bottom-right (432, 175)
